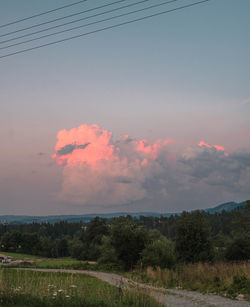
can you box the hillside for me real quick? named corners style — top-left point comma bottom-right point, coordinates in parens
top-left (0, 201), bottom-right (247, 224)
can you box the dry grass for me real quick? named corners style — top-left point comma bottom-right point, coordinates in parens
top-left (127, 262), bottom-right (250, 300)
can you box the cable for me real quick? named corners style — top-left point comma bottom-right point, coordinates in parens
top-left (0, 0), bottom-right (127, 38)
top-left (0, 1), bottom-right (88, 29)
top-left (0, 0), bottom-right (212, 60)
top-left (0, 0), bottom-right (181, 50)
top-left (0, 0), bottom-right (151, 44)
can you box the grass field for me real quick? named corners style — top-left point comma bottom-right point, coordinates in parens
top-left (2, 252), bottom-right (249, 301)
top-left (31, 258), bottom-right (91, 269)
top-left (0, 252), bottom-right (93, 269)
top-left (0, 252), bottom-right (119, 271)
top-left (0, 268), bottom-right (162, 306)
top-left (0, 252), bottom-right (40, 259)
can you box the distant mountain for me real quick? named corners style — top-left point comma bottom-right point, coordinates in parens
top-left (0, 212), bottom-right (173, 225)
top-left (0, 201), bottom-right (247, 224)
top-left (204, 201), bottom-right (247, 214)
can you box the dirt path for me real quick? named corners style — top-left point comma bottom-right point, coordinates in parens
top-left (18, 268), bottom-right (250, 307)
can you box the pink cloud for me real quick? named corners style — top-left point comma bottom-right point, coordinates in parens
top-left (52, 125), bottom-right (250, 208)
top-left (198, 140), bottom-right (225, 151)
top-left (53, 124), bottom-right (173, 206)
top-left (213, 145), bottom-right (225, 151)
top-left (198, 141), bottom-right (212, 148)
top-left (135, 138), bottom-right (174, 159)
top-left (53, 124), bottom-right (116, 166)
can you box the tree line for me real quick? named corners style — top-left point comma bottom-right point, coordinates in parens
top-left (0, 201), bottom-right (249, 269)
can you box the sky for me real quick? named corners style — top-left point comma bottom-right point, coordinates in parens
top-left (0, 0), bottom-right (249, 215)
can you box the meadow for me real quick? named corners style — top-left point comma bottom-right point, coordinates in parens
top-left (0, 252), bottom-right (40, 259)
top-left (1, 251), bottom-right (250, 301)
top-left (0, 268), bottom-right (162, 307)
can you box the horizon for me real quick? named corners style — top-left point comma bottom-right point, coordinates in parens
top-left (0, 200), bottom-right (246, 218)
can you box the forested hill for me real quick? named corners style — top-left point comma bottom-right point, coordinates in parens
top-left (204, 201), bottom-right (247, 214)
top-left (0, 201), bottom-right (247, 224)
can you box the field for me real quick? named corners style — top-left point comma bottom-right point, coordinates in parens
top-left (1, 252), bottom-right (250, 302)
top-left (0, 252), bottom-right (40, 259)
top-left (0, 268), bottom-right (161, 307)
top-left (29, 258), bottom-right (93, 270)
top-left (0, 252), bottom-right (121, 272)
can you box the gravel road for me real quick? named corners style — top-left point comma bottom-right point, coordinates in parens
top-left (18, 268), bottom-right (250, 307)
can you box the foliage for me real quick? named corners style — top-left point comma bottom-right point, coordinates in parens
top-left (68, 239), bottom-right (86, 260)
top-left (175, 211), bottom-right (214, 263)
top-left (79, 217), bottom-right (109, 261)
top-left (225, 235), bottom-right (250, 261)
top-left (98, 235), bottom-right (119, 265)
top-left (140, 230), bottom-right (175, 269)
top-left (110, 217), bottom-right (148, 270)
top-left (1, 202), bottom-right (250, 267)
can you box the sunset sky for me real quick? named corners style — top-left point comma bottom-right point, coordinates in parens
top-left (0, 0), bottom-right (249, 215)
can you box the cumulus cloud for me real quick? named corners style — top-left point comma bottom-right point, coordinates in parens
top-left (52, 124), bottom-right (250, 208)
top-left (52, 124), bottom-right (174, 206)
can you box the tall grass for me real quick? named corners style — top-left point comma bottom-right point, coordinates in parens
top-left (0, 268), bottom-right (162, 306)
top-left (127, 262), bottom-right (250, 300)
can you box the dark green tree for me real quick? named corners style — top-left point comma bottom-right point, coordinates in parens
top-left (80, 217), bottom-right (109, 260)
top-left (40, 237), bottom-right (53, 257)
top-left (175, 211), bottom-right (214, 263)
top-left (57, 237), bottom-right (69, 257)
top-left (225, 235), bottom-right (250, 261)
top-left (140, 230), bottom-right (176, 268)
top-left (110, 217), bottom-right (148, 269)
top-left (98, 235), bottom-right (118, 265)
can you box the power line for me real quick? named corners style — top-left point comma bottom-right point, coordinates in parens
top-left (0, 0), bottom-right (88, 29)
top-left (0, 0), bottom-right (128, 38)
top-left (0, 0), bottom-right (181, 50)
top-left (0, 0), bottom-right (151, 44)
top-left (0, 0), bottom-right (212, 60)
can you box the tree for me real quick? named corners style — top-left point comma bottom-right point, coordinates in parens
top-left (110, 217), bottom-right (148, 269)
top-left (225, 235), bottom-right (250, 261)
top-left (224, 200), bottom-right (250, 261)
top-left (69, 239), bottom-right (86, 260)
top-left (20, 233), bottom-right (40, 254)
top-left (233, 200), bottom-right (250, 237)
top-left (0, 231), bottom-right (22, 252)
top-left (80, 217), bottom-right (109, 260)
top-left (40, 237), bottom-right (53, 257)
top-left (98, 235), bottom-right (118, 265)
top-left (175, 211), bottom-right (214, 263)
top-left (141, 230), bottom-right (176, 268)
top-left (57, 237), bottom-right (69, 257)
top-left (0, 232), bottom-right (12, 251)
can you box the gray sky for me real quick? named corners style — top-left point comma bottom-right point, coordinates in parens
top-left (0, 0), bottom-right (249, 215)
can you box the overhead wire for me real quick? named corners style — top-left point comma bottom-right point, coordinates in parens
top-left (0, 0), bottom-right (212, 60)
top-left (0, 0), bottom-right (152, 44)
top-left (0, 0), bottom-right (181, 50)
top-left (0, 0), bottom-right (128, 38)
top-left (0, 0), bottom-right (88, 29)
